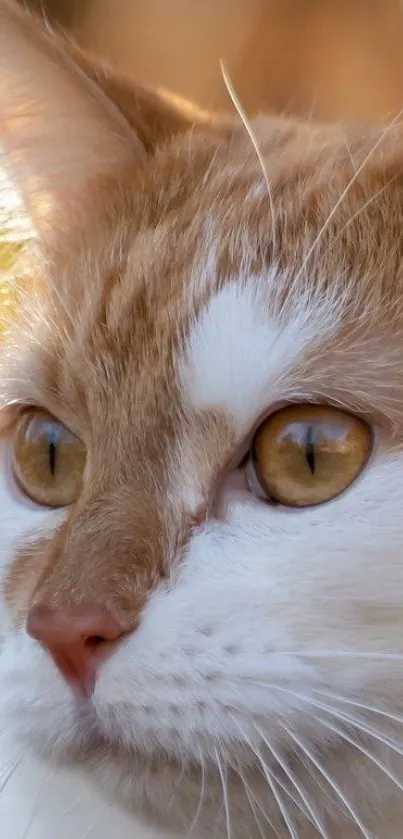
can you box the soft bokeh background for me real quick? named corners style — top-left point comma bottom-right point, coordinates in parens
top-left (23, 0), bottom-right (403, 120)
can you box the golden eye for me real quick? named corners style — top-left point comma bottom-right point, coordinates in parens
top-left (252, 404), bottom-right (372, 508)
top-left (12, 410), bottom-right (86, 507)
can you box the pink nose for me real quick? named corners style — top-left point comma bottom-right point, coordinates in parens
top-left (26, 604), bottom-right (124, 698)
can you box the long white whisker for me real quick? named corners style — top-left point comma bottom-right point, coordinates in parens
top-left (343, 135), bottom-right (359, 175)
top-left (229, 712), bottom-right (313, 824)
top-left (0, 757), bottom-right (21, 794)
top-left (254, 722), bottom-right (330, 839)
top-left (293, 109), bottom-right (403, 285)
top-left (312, 687), bottom-right (403, 728)
top-left (314, 711), bottom-right (403, 796)
top-left (185, 746), bottom-right (206, 839)
top-left (282, 723), bottom-right (372, 839)
top-left (279, 651), bottom-right (403, 661)
top-left (220, 60), bottom-right (278, 267)
top-left (319, 172), bottom-right (399, 256)
top-left (166, 751), bottom-right (187, 811)
top-left (239, 780), bottom-right (266, 839)
top-left (263, 770), bottom-right (300, 839)
top-left (285, 738), bottom-right (339, 817)
top-left (228, 714), bottom-right (300, 839)
top-left (214, 746), bottom-right (232, 839)
top-left (305, 696), bottom-right (403, 760)
top-left (234, 758), bottom-right (281, 839)
top-left (246, 680), bottom-right (403, 761)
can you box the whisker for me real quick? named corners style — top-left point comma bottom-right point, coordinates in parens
top-left (229, 713), bottom-right (300, 839)
top-left (166, 751), bottom-right (187, 811)
top-left (60, 795), bottom-right (82, 818)
top-left (265, 771), bottom-right (300, 839)
top-left (282, 723), bottom-right (372, 839)
top-left (304, 696), bottom-right (403, 761)
top-left (314, 711), bottom-right (403, 796)
top-left (220, 60), bottom-right (278, 267)
top-left (261, 765), bottom-right (300, 839)
top-left (214, 746), bottom-right (232, 839)
top-left (0, 756), bottom-right (21, 794)
top-left (285, 738), bottom-right (340, 818)
top-left (245, 680), bottom-right (403, 761)
top-left (240, 783), bottom-right (267, 839)
top-left (233, 758), bottom-right (281, 839)
top-left (230, 712), bottom-right (314, 825)
top-left (293, 108), bottom-right (403, 285)
top-left (318, 172), bottom-right (400, 255)
top-left (253, 722), bottom-right (330, 839)
top-left (278, 650), bottom-right (403, 661)
top-left (343, 135), bottom-right (359, 175)
top-left (185, 747), bottom-right (206, 839)
top-left (312, 687), bottom-right (403, 728)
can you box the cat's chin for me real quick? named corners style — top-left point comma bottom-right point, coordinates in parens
top-left (3, 670), bottom-right (403, 839)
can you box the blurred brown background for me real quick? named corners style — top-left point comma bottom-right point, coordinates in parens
top-left (25, 0), bottom-right (403, 121)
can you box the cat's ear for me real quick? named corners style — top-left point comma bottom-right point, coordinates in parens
top-left (69, 45), bottom-right (212, 156)
top-left (0, 0), bottom-right (204, 237)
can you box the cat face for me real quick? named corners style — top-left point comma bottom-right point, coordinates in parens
top-left (2, 3), bottom-right (403, 837)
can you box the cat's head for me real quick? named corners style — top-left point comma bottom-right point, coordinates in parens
top-left (1, 2), bottom-right (403, 836)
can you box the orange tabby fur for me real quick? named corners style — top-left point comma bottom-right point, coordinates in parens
top-left (3, 2), bottom-right (403, 838)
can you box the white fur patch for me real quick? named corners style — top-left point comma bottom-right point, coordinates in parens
top-left (181, 279), bottom-right (340, 433)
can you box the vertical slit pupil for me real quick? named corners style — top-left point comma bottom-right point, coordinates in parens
top-left (305, 426), bottom-right (315, 474)
top-left (48, 438), bottom-right (57, 476)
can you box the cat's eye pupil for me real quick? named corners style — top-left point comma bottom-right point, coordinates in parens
top-left (12, 409), bottom-right (86, 508)
top-left (48, 438), bottom-right (57, 476)
top-left (304, 426), bottom-right (315, 475)
top-left (252, 404), bottom-right (372, 507)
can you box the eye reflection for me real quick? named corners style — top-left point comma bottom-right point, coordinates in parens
top-left (12, 410), bottom-right (86, 507)
top-left (250, 404), bottom-right (372, 507)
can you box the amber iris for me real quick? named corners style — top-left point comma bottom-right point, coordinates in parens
top-left (13, 410), bottom-right (86, 507)
top-left (253, 404), bottom-right (372, 507)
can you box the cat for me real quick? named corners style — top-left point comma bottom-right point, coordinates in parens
top-left (1, 1), bottom-right (403, 838)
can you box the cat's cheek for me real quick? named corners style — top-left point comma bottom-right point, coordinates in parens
top-left (91, 519), bottom-right (320, 761)
top-left (0, 441), bottom-right (75, 752)
top-left (0, 442), bottom-right (51, 627)
top-left (0, 629), bottom-right (77, 754)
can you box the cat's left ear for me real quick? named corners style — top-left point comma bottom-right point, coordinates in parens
top-left (0, 0), bottom-right (210, 238)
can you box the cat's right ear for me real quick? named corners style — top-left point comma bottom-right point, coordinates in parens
top-left (0, 0), bottom-right (171, 239)
top-left (0, 0), bottom-right (218, 244)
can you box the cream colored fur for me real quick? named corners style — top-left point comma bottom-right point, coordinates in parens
top-left (2, 2), bottom-right (403, 838)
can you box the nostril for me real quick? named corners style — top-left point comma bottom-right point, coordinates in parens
top-left (87, 635), bottom-right (109, 647)
top-left (26, 603), bottom-right (127, 697)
